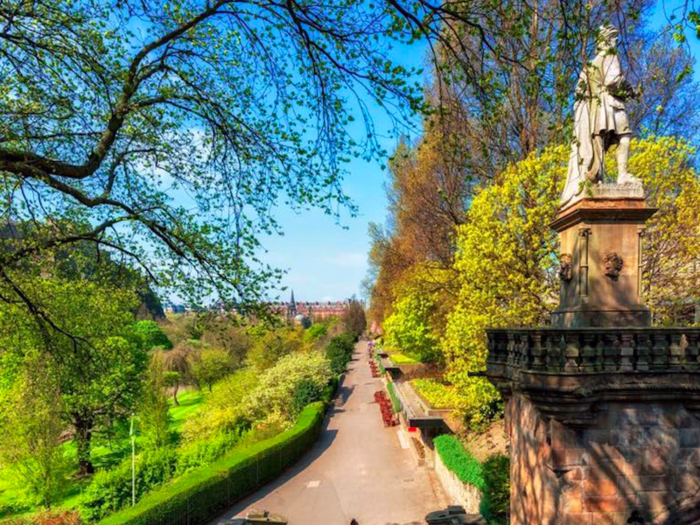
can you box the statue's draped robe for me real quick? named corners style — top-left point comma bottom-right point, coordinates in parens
top-left (561, 52), bottom-right (630, 205)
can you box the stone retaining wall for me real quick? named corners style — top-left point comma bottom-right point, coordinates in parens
top-left (434, 446), bottom-right (482, 514)
top-left (508, 393), bottom-right (700, 525)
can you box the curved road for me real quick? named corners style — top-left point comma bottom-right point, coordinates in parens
top-left (209, 341), bottom-right (446, 525)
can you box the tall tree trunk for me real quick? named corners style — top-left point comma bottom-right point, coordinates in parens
top-left (173, 383), bottom-right (179, 406)
top-left (74, 415), bottom-right (94, 475)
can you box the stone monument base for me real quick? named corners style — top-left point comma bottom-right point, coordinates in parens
top-left (550, 187), bottom-right (656, 328)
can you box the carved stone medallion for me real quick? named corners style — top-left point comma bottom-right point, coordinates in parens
top-left (603, 252), bottom-right (623, 279)
top-left (559, 253), bottom-right (573, 281)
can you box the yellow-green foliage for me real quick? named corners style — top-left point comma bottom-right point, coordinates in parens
top-left (181, 368), bottom-right (258, 442)
top-left (388, 352), bottom-right (419, 365)
top-left (383, 265), bottom-right (449, 363)
top-left (443, 144), bottom-right (566, 427)
top-left (410, 378), bottom-right (459, 409)
top-left (247, 327), bottom-right (307, 370)
top-left (615, 137), bottom-right (700, 325)
top-left (443, 136), bottom-right (700, 427)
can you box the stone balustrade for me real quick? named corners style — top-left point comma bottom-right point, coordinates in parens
top-left (487, 327), bottom-right (700, 375)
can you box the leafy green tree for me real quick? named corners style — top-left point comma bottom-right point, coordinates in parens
top-left (200, 316), bottom-right (252, 366)
top-left (138, 358), bottom-right (172, 451)
top-left (134, 320), bottom-right (173, 350)
top-left (0, 279), bottom-right (148, 475)
top-left (443, 145), bottom-right (565, 427)
top-left (0, 0), bottom-right (446, 328)
top-left (341, 299), bottom-right (366, 339)
top-left (0, 354), bottom-right (69, 508)
top-left (383, 266), bottom-right (448, 363)
top-left (325, 333), bottom-right (355, 374)
top-left (304, 323), bottom-right (328, 343)
top-left (189, 348), bottom-right (234, 392)
top-left (157, 343), bottom-right (193, 406)
top-left (181, 368), bottom-right (257, 442)
top-left (247, 328), bottom-right (306, 371)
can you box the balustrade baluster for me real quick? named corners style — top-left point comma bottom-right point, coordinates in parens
top-left (486, 332), bottom-right (498, 366)
top-left (564, 332), bottom-right (580, 373)
top-left (507, 332), bottom-right (516, 367)
top-left (669, 332), bottom-right (683, 370)
top-left (619, 332), bottom-right (634, 372)
top-left (603, 333), bottom-right (619, 371)
top-left (547, 331), bottom-right (563, 372)
top-left (636, 332), bottom-right (651, 371)
top-left (581, 333), bottom-right (597, 372)
top-left (531, 331), bottom-right (544, 370)
top-left (651, 333), bottom-right (669, 371)
top-left (685, 330), bottom-right (699, 371)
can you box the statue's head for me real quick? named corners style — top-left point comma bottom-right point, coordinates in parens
top-left (596, 25), bottom-right (619, 51)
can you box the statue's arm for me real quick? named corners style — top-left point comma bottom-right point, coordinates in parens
top-left (603, 55), bottom-right (636, 100)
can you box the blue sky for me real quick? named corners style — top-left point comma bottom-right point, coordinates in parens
top-left (259, 3), bottom-right (700, 303)
top-left (258, 49), bottom-right (427, 303)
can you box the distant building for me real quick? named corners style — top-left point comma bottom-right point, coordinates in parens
top-left (272, 290), bottom-right (352, 322)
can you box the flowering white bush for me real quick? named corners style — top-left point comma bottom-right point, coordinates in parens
top-left (244, 351), bottom-right (332, 421)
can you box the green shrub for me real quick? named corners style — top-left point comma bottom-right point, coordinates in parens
top-left (433, 435), bottom-right (484, 490)
top-left (386, 382), bottom-right (401, 413)
top-left (134, 321), bottom-right (173, 350)
top-left (480, 454), bottom-right (510, 525)
top-left (96, 403), bottom-right (325, 525)
top-left (411, 378), bottom-right (459, 409)
top-left (320, 375), bottom-right (340, 405)
top-left (290, 379), bottom-right (323, 415)
top-left (304, 323), bottom-right (327, 342)
top-left (80, 447), bottom-right (177, 523)
top-left (324, 332), bottom-right (355, 374)
top-left (244, 351), bottom-right (331, 421)
top-left (374, 355), bottom-right (385, 375)
top-left (175, 430), bottom-right (244, 475)
top-left (388, 352), bottom-right (418, 365)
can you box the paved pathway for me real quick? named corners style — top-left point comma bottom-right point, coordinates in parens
top-left (209, 340), bottom-right (446, 525)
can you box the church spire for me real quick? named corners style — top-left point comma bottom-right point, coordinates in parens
top-left (288, 290), bottom-right (297, 317)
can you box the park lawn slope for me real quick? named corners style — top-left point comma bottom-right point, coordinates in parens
top-left (98, 402), bottom-right (325, 525)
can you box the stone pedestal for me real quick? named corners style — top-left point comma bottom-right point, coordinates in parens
top-left (484, 184), bottom-right (700, 525)
top-left (551, 186), bottom-right (657, 327)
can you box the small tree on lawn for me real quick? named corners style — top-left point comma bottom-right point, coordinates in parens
top-left (189, 348), bottom-right (234, 392)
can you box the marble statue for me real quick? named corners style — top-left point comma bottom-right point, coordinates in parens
top-left (561, 25), bottom-right (642, 206)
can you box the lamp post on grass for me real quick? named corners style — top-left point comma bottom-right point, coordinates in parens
top-left (130, 414), bottom-right (136, 507)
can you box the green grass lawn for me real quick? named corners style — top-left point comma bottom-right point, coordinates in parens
top-left (388, 352), bottom-right (420, 365)
top-left (169, 389), bottom-right (205, 434)
top-left (0, 388), bottom-right (206, 518)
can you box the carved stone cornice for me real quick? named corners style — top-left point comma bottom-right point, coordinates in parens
top-left (486, 327), bottom-right (700, 426)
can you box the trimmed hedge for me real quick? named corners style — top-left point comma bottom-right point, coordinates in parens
top-left (97, 402), bottom-right (325, 525)
top-left (321, 375), bottom-right (340, 405)
top-left (386, 381), bottom-right (402, 413)
top-left (374, 355), bottom-right (386, 375)
top-left (433, 435), bottom-right (484, 490)
top-left (325, 332), bottom-right (355, 374)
